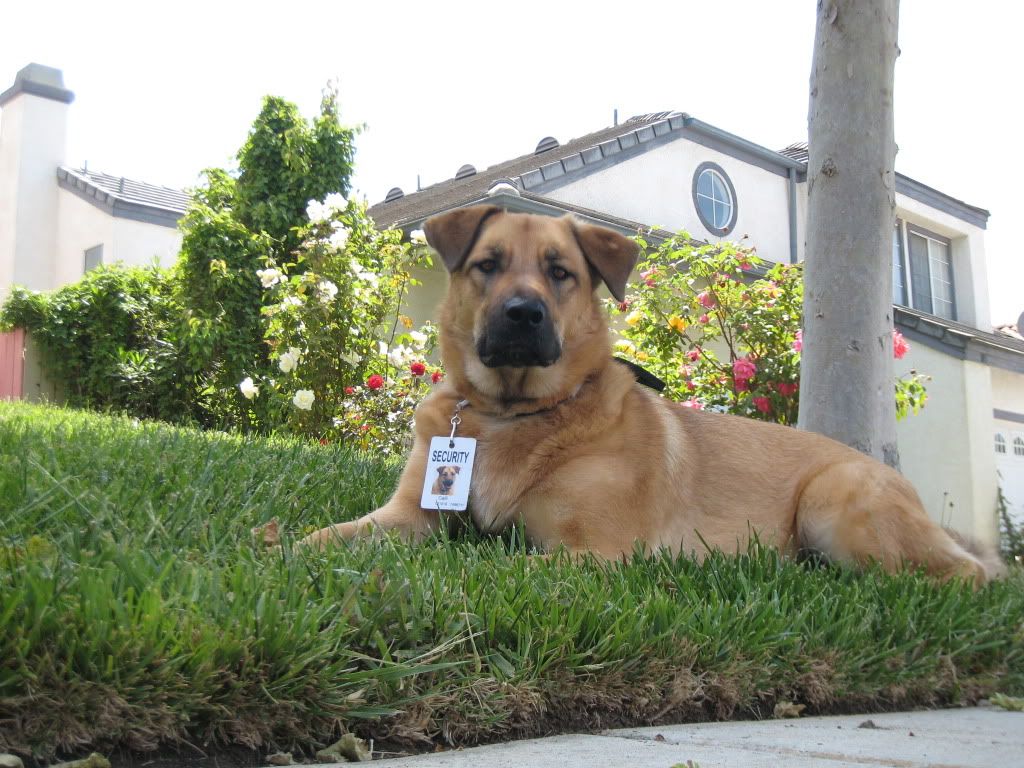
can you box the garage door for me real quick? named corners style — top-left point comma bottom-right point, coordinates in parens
top-left (995, 430), bottom-right (1024, 528)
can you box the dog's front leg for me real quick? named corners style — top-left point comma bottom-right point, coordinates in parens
top-left (300, 437), bottom-right (438, 550)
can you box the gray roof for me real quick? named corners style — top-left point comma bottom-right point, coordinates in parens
top-left (777, 141), bottom-right (989, 228)
top-left (57, 167), bottom-right (189, 228)
top-left (369, 113), bottom-right (700, 229)
top-left (367, 111), bottom-right (990, 232)
top-left (895, 305), bottom-right (1024, 372)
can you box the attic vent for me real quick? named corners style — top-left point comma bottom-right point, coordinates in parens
top-left (384, 187), bottom-right (404, 203)
top-left (455, 164), bottom-right (477, 180)
top-left (535, 136), bottom-right (560, 154)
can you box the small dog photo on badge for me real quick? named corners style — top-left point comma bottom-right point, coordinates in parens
top-left (431, 464), bottom-right (460, 497)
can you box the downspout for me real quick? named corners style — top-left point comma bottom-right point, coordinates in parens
top-left (788, 166), bottom-right (798, 264)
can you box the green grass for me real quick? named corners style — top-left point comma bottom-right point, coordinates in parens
top-left (2, 400), bottom-right (1022, 763)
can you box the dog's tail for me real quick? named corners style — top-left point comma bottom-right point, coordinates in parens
top-left (943, 527), bottom-right (1008, 581)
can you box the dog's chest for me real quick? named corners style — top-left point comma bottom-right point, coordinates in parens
top-left (461, 418), bottom-right (574, 532)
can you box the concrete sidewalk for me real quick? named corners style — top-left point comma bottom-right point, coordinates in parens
top-left (356, 706), bottom-right (1022, 767)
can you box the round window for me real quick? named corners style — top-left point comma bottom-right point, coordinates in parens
top-left (692, 162), bottom-right (737, 235)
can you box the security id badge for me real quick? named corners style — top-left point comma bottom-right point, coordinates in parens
top-left (420, 436), bottom-right (476, 511)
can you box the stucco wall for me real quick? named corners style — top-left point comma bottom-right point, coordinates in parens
top-left (545, 141), bottom-right (794, 265)
top-left (0, 95), bottom-right (68, 295)
top-left (112, 216), bottom-right (182, 269)
top-left (895, 343), bottom-right (998, 542)
top-left (54, 189), bottom-right (114, 285)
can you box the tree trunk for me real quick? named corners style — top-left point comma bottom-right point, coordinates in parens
top-left (798, 0), bottom-right (901, 468)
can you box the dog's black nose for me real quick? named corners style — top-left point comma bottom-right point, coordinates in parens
top-left (504, 297), bottom-right (547, 327)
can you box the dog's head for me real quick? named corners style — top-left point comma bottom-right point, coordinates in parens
top-left (425, 206), bottom-right (639, 405)
top-left (436, 465), bottom-right (459, 493)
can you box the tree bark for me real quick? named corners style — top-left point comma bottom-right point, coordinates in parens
top-left (798, 0), bottom-right (901, 468)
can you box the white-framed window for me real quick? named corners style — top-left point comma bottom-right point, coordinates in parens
top-left (1015, 437), bottom-right (1024, 458)
top-left (892, 220), bottom-right (955, 320)
top-left (692, 162), bottom-right (737, 235)
top-left (84, 244), bottom-right (103, 273)
top-left (995, 433), bottom-right (1007, 454)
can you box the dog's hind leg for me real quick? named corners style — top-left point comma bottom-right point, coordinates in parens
top-left (795, 461), bottom-right (988, 585)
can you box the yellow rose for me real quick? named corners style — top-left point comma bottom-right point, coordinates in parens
top-left (635, 351), bottom-right (650, 362)
top-left (625, 310), bottom-right (643, 326)
top-left (613, 339), bottom-right (637, 355)
top-left (668, 315), bottom-right (687, 333)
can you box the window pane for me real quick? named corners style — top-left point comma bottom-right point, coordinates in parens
top-left (710, 172), bottom-right (730, 205)
top-left (907, 233), bottom-right (931, 312)
top-left (714, 201), bottom-right (731, 229)
top-left (697, 170), bottom-right (713, 198)
top-left (892, 226), bottom-right (905, 305)
top-left (928, 240), bottom-right (955, 320)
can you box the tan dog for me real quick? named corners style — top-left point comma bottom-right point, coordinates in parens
top-left (303, 206), bottom-right (995, 584)
top-left (431, 465), bottom-right (460, 496)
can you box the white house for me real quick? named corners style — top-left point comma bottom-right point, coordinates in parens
top-left (0, 63), bottom-right (187, 399)
top-left (366, 113), bottom-right (1024, 547)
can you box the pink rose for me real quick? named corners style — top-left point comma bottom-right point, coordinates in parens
top-left (753, 396), bottom-right (771, 414)
top-left (431, 371), bottom-right (444, 383)
top-left (734, 378), bottom-right (749, 392)
top-left (681, 398), bottom-right (704, 410)
top-left (732, 357), bottom-right (757, 382)
top-left (792, 329), bottom-right (803, 352)
top-left (697, 291), bottom-right (715, 308)
top-left (699, 313), bottom-right (710, 324)
top-left (893, 330), bottom-right (909, 360)
top-left (687, 349), bottom-right (701, 362)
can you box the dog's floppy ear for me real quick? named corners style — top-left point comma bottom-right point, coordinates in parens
top-left (437, 466), bottom-right (445, 474)
top-left (570, 220), bottom-right (640, 302)
top-left (423, 205), bottom-right (503, 272)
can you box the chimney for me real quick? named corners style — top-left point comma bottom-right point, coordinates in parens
top-left (0, 63), bottom-right (74, 295)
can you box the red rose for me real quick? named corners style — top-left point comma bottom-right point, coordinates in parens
top-left (893, 330), bottom-right (909, 360)
top-left (431, 371), bottom-right (443, 383)
top-left (753, 396), bottom-right (771, 414)
top-left (344, 386), bottom-right (355, 395)
top-left (367, 374), bottom-right (384, 390)
top-left (617, 300), bottom-right (630, 312)
top-left (410, 361), bottom-right (426, 377)
top-left (778, 382), bottom-right (798, 397)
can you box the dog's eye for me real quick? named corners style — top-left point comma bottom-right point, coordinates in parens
top-left (550, 266), bottom-right (570, 281)
top-left (476, 259), bottom-right (497, 274)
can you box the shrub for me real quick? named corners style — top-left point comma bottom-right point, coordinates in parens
top-left (240, 199), bottom-right (441, 456)
top-left (0, 265), bottom-right (186, 421)
top-left (174, 87), bottom-right (358, 431)
top-left (609, 232), bottom-right (929, 423)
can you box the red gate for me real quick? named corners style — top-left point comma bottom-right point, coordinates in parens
top-left (0, 328), bottom-right (25, 400)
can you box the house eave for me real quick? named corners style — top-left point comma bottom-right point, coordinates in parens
top-left (57, 168), bottom-right (184, 229)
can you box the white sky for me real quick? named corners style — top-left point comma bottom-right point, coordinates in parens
top-left (4, 0), bottom-right (1021, 324)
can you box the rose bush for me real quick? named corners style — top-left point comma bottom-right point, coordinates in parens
top-left (238, 197), bottom-right (442, 456)
top-left (609, 232), bottom-right (929, 424)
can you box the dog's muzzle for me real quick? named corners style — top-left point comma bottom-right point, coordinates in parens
top-left (477, 296), bottom-right (561, 368)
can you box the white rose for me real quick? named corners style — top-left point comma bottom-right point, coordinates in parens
top-left (410, 229), bottom-right (426, 243)
top-left (409, 330), bottom-right (428, 349)
top-left (239, 377), bottom-right (259, 399)
top-left (292, 389), bottom-right (315, 410)
top-left (278, 347), bottom-right (302, 373)
top-left (317, 280), bottom-right (338, 303)
top-left (306, 199), bottom-right (329, 223)
top-left (323, 192), bottom-right (348, 211)
top-left (329, 225), bottom-right (350, 250)
top-left (256, 268), bottom-right (282, 288)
